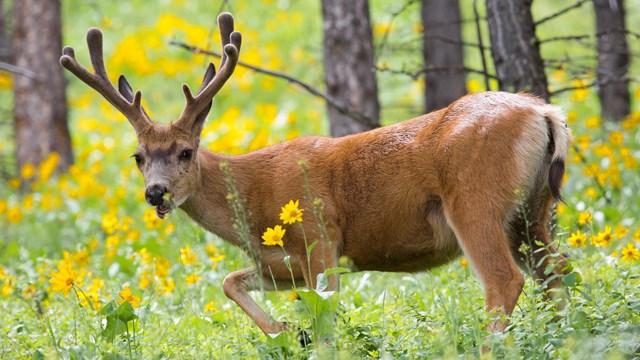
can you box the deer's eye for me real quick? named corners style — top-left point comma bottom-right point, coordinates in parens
top-left (132, 154), bottom-right (143, 165)
top-left (179, 149), bottom-right (193, 161)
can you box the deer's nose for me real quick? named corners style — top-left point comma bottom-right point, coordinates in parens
top-left (145, 185), bottom-right (167, 206)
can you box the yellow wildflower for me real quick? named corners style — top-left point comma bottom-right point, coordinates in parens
top-left (7, 207), bottom-right (23, 224)
top-left (49, 259), bottom-right (78, 297)
top-left (2, 281), bottom-right (13, 297)
top-left (585, 116), bottom-right (600, 129)
top-left (156, 278), bottom-right (175, 295)
top-left (460, 258), bottom-right (468, 268)
top-left (73, 249), bottom-right (91, 268)
top-left (137, 248), bottom-right (154, 265)
top-left (577, 211), bottom-right (592, 226)
top-left (101, 210), bottom-right (119, 235)
top-left (138, 270), bottom-right (154, 290)
top-left (205, 243), bottom-right (226, 264)
top-left (186, 273), bottom-right (202, 285)
top-left (118, 285), bottom-right (141, 308)
top-left (634, 229), bottom-right (640, 242)
top-left (585, 187), bottom-right (598, 199)
top-left (608, 131), bottom-right (624, 146)
top-left (20, 162), bottom-right (36, 180)
top-left (592, 226), bottom-right (614, 247)
top-left (620, 243), bottom-right (640, 261)
top-left (262, 225), bottom-right (286, 247)
top-left (180, 245), bottom-right (198, 266)
top-left (21, 284), bottom-right (36, 300)
top-left (39, 152), bottom-right (60, 182)
top-left (567, 230), bottom-right (587, 248)
top-left (279, 200), bottom-right (304, 224)
top-left (204, 301), bottom-right (217, 313)
top-left (155, 257), bottom-right (171, 278)
top-left (614, 225), bottom-right (629, 239)
top-left (143, 207), bottom-right (163, 229)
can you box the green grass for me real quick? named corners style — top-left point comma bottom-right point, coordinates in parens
top-left (1, 0), bottom-right (639, 358)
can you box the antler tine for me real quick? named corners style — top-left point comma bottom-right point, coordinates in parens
top-left (176, 13), bottom-right (242, 131)
top-left (60, 28), bottom-right (152, 136)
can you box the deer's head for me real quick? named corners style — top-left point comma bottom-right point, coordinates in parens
top-left (60, 13), bottom-right (241, 218)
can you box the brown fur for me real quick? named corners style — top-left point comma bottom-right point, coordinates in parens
top-left (62, 19), bottom-right (572, 336)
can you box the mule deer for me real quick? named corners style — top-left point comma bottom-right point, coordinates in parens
top-left (61, 13), bottom-right (571, 335)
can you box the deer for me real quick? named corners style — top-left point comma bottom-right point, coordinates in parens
top-left (60, 12), bottom-right (571, 337)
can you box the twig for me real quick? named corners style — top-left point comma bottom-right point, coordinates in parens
top-left (169, 40), bottom-right (374, 126)
top-left (535, 0), bottom-right (590, 26)
top-left (0, 61), bottom-right (38, 79)
top-left (549, 75), bottom-right (636, 96)
top-left (473, 0), bottom-right (491, 90)
top-left (378, 64), bottom-right (497, 81)
top-left (424, 34), bottom-right (489, 51)
top-left (374, 0), bottom-right (419, 64)
top-left (540, 28), bottom-right (633, 44)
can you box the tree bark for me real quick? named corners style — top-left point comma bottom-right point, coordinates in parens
top-left (486, 0), bottom-right (549, 101)
top-left (421, 0), bottom-right (467, 112)
top-left (594, 0), bottom-right (630, 122)
top-left (0, 0), bottom-right (10, 63)
top-left (13, 0), bottom-right (72, 184)
top-left (321, 0), bottom-right (380, 137)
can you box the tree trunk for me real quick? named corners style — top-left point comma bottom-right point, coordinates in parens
top-left (13, 0), bottom-right (72, 185)
top-left (321, 0), bottom-right (380, 137)
top-left (421, 0), bottom-right (467, 112)
top-left (0, 0), bottom-right (10, 63)
top-left (486, 0), bottom-right (549, 101)
top-left (594, 0), bottom-right (630, 122)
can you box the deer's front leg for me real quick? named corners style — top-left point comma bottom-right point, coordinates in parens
top-left (222, 267), bottom-right (292, 335)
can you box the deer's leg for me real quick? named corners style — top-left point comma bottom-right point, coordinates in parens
top-left (445, 203), bottom-right (525, 332)
top-left (223, 267), bottom-right (293, 335)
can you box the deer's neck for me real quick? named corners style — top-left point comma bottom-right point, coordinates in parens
top-left (179, 149), bottom-right (245, 247)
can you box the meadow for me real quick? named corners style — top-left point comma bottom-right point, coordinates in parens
top-left (0, 0), bottom-right (639, 358)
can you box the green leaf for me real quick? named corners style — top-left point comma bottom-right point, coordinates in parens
top-left (98, 300), bottom-right (118, 316)
top-left (324, 267), bottom-right (351, 276)
top-left (31, 350), bottom-right (45, 360)
top-left (563, 272), bottom-right (581, 287)
top-left (114, 301), bottom-right (138, 323)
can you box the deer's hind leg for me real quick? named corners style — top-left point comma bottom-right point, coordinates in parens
top-left (443, 197), bottom-right (525, 332)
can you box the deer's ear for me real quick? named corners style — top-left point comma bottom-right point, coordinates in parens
top-left (118, 75), bottom-right (152, 122)
top-left (190, 100), bottom-right (213, 138)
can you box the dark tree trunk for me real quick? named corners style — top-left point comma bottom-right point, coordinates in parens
top-left (321, 0), bottom-right (379, 137)
top-left (0, 0), bottom-right (10, 63)
top-left (13, 0), bottom-right (72, 185)
top-left (421, 0), bottom-right (467, 112)
top-left (594, 0), bottom-right (630, 122)
top-left (486, 0), bottom-right (549, 101)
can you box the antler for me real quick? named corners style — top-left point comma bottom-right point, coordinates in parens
top-left (60, 28), bottom-right (152, 136)
top-left (174, 12), bottom-right (242, 133)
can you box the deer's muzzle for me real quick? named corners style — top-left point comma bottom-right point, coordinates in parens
top-left (145, 184), bottom-right (167, 206)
